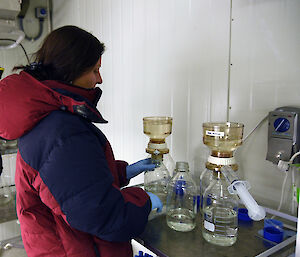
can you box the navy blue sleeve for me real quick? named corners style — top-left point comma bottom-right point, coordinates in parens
top-left (41, 130), bottom-right (150, 242)
top-left (19, 112), bottom-right (151, 242)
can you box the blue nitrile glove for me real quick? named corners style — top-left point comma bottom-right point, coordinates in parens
top-left (126, 158), bottom-right (155, 180)
top-left (146, 192), bottom-right (163, 213)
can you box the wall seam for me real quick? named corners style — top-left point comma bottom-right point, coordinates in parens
top-left (226, 0), bottom-right (233, 121)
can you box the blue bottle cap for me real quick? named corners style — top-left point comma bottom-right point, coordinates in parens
top-left (264, 219), bottom-right (283, 229)
top-left (238, 208), bottom-right (252, 222)
top-left (263, 226), bottom-right (283, 243)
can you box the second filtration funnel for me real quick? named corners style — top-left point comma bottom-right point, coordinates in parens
top-left (143, 117), bottom-right (173, 206)
top-left (200, 122), bottom-right (265, 246)
top-left (200, 122), bottom-right (244, 211)
top-left (200, 122), bottom-right (243, 246)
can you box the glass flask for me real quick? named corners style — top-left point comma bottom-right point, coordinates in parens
top-left (199, 167), bottom-right (213, 213)
top-left (0, 139), bottom-right (18, 154)
top-left (145, 151), bottom-right (175, 179)
top-left (162, 153), bottom-right (175, 178)
top-left (200, 162), bottom-right (237, 215)
top-left (0, 155), bottom-right (12, 206)
top-left (144, 155), bottom-right (170, 206)
top-left (166, 162), bottom-right (197, 232)
top-left (0, 177), bottom-right (12, 206)
top-left (202, 170), bottom-right (238, 246)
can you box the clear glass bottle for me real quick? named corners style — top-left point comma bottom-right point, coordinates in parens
top-left (145, 151), bottom-right (175, 179)
top-left (0, 139), bottom-right (18, 154)
top-left (0, 178), bottom-right (12, 206)
top-left (0, 155), bottom-right (12, 206)
top-left (144, 154), bottom-right (170, 206)
top-left (200, 167), bottom-right (213, 214)
top-left (166, 162), bottom-right (197, 232)
top-left (202, 170), bottom-right (238, 246)
top-left (162, 152), bottom-right (175, 178)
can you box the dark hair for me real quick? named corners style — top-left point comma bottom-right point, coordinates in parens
top-left (15, 25), bottom-right (105, 82)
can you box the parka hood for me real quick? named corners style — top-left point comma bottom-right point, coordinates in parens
top-left (0, 71), bottom-right (107, 140)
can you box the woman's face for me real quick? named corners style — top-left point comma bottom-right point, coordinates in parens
top-left (73, 57), bottom-right (102, 89)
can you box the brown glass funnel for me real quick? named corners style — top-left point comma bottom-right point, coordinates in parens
top-left (203, 122), bottom-right (244, 158)
top-left (143, 116), bottom-right (173, 155)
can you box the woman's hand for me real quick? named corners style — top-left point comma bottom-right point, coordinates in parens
top-left (146, 192), bottom-right (163, 213)
top-left (126, 158), bottom-right (155, 179)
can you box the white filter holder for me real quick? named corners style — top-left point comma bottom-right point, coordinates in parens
top-left (148, 142), bottom-right (167, 150)
top-left (207, 156), bottom-right (236, 165)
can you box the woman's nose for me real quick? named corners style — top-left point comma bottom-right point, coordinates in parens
top-left (97, 72), bottom-right (102, 84)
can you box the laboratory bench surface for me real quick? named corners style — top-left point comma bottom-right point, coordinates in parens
top-left (0, 196), bottom-right (296, 257)
top-left (0, 196), bottom-right (27, 257)
top-left (137, 212), bottom-right (296, 257)
top-left (0, 197), bottom-right (17, 224)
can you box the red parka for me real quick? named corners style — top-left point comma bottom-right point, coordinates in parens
top-left (0, 72), bottom-right (151, 257)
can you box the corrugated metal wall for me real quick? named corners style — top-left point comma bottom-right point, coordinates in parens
top-left (51, 0), bottom-right (300, 214)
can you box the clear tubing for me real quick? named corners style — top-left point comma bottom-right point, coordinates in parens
top-left (0, 30), bottom-right (25, 50)
top-left (290, 151), bottom-right (300, 163)
top-left (264, 206), bottom-right (298, 223)
top-left (274, 171), bottom-right (289, 216)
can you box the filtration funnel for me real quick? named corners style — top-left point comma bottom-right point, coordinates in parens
top-left (143, 116), bottom-right (172, 155)
top-left (203, 122), bottom-right (244, 157)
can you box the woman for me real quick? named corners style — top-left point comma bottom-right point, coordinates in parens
top-left (0, 25), bottom-right (162, 257)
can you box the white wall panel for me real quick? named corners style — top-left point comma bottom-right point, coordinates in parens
top-left (52, 0), bottom-right (231, 186)
top-left (230, 0), bottom-right (300, 213)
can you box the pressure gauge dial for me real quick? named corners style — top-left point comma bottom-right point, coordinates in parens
top-left (273, 117), bottom-right (290, 133)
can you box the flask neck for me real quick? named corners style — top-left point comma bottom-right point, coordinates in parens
top-left (175, 168), bottom-right (189, 173)
top-left (151, 153), bottom-right (164, 163)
